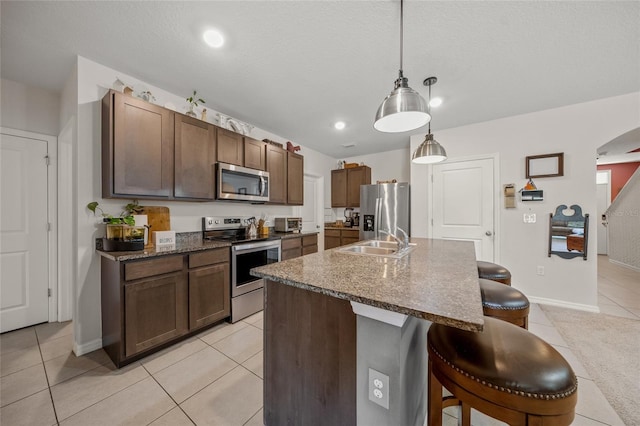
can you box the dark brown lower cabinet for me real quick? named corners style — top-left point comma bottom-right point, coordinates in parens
top-left (101, 247), bottom-right (230, 368)
top-left (324, 228), bottom-right (359, 250)
top-left (189, 262), bottom-right (230, 329)
top-left (124, 272), bottom-right (188, 357)
top-left (280, 234), bottom-right (318, 260)
top-left (264, 279), bottom-right (356, 426)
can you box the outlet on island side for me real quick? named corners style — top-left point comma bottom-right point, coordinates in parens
top-left (537, 266), bottom-right (545, 276)
top-left (368, 368), bottom-right (389, 409)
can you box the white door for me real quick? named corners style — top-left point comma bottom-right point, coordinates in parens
top-left (1, 134), bottom-right (49, 332)
top-left (431, 158), bottom-right (495, 261)
top-left (596, 171), bottom-right (611, 255)
top-left (302, 175), bottom-right (322, 234)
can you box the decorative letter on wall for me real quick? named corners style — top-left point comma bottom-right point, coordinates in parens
top-left (548, 204), bottom-right (589, 260)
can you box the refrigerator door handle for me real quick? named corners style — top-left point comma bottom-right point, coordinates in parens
top-left (374, 197), bottom-right (381, 239)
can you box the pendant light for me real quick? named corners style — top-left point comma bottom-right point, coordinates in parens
top-left (374, 0), bottom-right (430, 133)
top-left (412, 77), bottom-right (447, 164)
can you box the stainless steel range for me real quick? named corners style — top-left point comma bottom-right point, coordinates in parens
top-left (203, 217), bottom-right (281, 323)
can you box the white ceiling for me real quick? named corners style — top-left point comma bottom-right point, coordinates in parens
top-left (2, 1), bottom-right (639, 158)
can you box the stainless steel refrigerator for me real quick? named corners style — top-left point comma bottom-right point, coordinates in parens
top-left (359, 183), bottom-right (410, 241)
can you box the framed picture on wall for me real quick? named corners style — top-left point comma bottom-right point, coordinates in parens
top-left (526, 152), bottom-right (564, 178)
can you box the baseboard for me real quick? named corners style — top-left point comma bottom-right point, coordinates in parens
top-left (528, 296), bottom-right (600, 313)
top-left (73, 338), bottom-right (103, 356)
top-left (608, 258), bottom-right (640, 272)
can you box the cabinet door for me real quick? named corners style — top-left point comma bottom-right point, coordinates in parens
top-left (331, 169), bottom-right (347, 207)
top-left (124, 272), bottom-right (187, 357)
top-left (341, 229), bottom-right (360, 246)
top-left (346, 167), bottom-right (371, 207)
top-left (325, 230), bottom-right (341, 250)
top-left (175, 115), bottom-right (216, 199)
top-left (287, 152), bottom-right (304, 205)
top-left (266, 145), bottom-right (287, 204)
top-left (109, 92), bottom-right (175, 198)
top-left (282, 248), bottom-right (302, 261)
top-left (244, 138), bottom-right (266, 171)
top-left (189, 263), bottom-right (230, 330)
top-left (217, 127), bottom-right (244, 166)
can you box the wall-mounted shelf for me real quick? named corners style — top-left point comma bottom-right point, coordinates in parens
top-left (521, 190), bottom-right (543, 201)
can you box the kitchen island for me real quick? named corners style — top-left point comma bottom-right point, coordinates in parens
top-left (251, 238), bottom-right (484, 426)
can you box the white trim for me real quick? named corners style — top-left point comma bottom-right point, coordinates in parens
top-left (73, 337), bottom-right (103, 356)
top-left (426, 152), bottom-right (501, 263)
top-left (57, 118), bottom-right (75, 321)
top-left (609, 258), bottom-right (640, 272)
top-left (1, 127), bottom-right (59, 323)
top-left (350, 302), bottom-right (408, 327)
top-left (528, 296), bottom-right (600, 313)
top-left (303, 172), bottom-right (325, 250)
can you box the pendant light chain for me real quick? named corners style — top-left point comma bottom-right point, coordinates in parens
top-left (427, 81), bottom-right (431, 134)
top-left (399, 0), bottom-right (404, 75)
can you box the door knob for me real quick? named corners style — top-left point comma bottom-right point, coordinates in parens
top-left (485, 231), bottom-right (493, 236)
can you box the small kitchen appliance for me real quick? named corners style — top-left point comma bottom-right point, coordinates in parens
top-left (203, 217), bottom-right (281, 322)
top-left (216, 163), bottom-right (270, 203)
top-left (274, 217), bottom-right (302, 233)
top-left (344, 208), bottom-right (354, 228)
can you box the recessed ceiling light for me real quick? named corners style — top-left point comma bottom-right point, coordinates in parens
top-left (334, 121), bottom-right (346, 130)
top-left (429, 97), bottom-right (443, 108)
top-left (203, 29), bottom-right (224, 48)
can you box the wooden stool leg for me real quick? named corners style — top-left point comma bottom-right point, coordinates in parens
top-left (461, 402), bottom-right (471, 426)
top-left (428, 359), bottom-right (443, 426)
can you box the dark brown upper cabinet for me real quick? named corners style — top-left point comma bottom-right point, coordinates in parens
top-left (331, 166), bottom-right (371, 208)
top-left (266, 144), bottom-right (287, 204)
top-left (216, 127), bottom-right (244, 166)
top-left (244, 137), bottom-right (267, 171)
top-left (174, 115), bottom-right (216, 200)
top-left (287, 152), bottom-right (304, 205)
top-left (102, 90), bottom-right (174, 198)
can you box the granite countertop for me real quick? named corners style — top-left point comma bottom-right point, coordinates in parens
top-left (97, 240), bottom-right (231, 261)
top-left (97, 231), bottom-right (319, 261)
top-left (273, 231), bottom-right (319, 239)
top-left (324, 226), bottom-right (359, 230)
top-left (251, 238), bottom-right (484, 331)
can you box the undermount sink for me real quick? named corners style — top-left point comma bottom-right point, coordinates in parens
top-left (338, 240), bottom-right (415, 258)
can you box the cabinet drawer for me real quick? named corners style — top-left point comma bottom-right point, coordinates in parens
top-left (189, 248), bottom-right (230, 269)
top-left (342, 229), bottom-right (359, 239)
top-left (302, 245), bottom-right (318, 256)
top-left (125, 256), bottom-right (183, 281)
top-left (281, 237), bottom-right (302, 251)
top-left (302, 234), bottom-right (317, 247)
top-left (282, 247), bottom-right (302, 261)
top-left (325, 229), bottom-right (341, 238)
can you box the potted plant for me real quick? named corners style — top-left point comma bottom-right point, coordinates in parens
top-left (87, 201), bottom-right (145, 244)
top-left (185, 90), bottom-right (205, 117)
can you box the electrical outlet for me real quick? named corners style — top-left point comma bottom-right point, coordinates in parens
top-left (537, 266), bottom-right (545, 276)
top-left (368, 368), bottom-right (389, 409)
top-left (523, 213), bottom-right (537, 223)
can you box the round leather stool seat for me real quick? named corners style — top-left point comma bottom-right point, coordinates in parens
top-left (477, 261), bottom-right (512, 285)
top-left (480, 278), bottom-right (530, 329)
top-left (427, 317), bottom-right (577, 426)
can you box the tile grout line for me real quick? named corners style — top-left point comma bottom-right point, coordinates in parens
top-left (34, 326), bottom-right (60, 425)
top-left (142, 364), bottom-right (196, 426)
top-left (242, 406), bottom-right (263, 426)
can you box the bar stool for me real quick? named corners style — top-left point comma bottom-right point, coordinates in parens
top-left (477, 261), bottom-right (512, 285)
top-left (427, 317), bottom-right (577, 426)
top-left (479, 278), bottom-right (530, 329)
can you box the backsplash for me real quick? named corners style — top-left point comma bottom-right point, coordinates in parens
top-left (95, 231), bottom-right (202, 250)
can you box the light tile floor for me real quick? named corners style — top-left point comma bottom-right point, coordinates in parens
top-left (1, 256), bottom-right (637, 425)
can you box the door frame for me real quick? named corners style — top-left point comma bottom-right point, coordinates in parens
top-left (299, 173), bottom-right (325, 251)
top-left (1, 127), bottom-right (59, 323)
top-left (426, 152), bottom-right (501, 263)
top-left (596, 169), bottom-right (612, 255)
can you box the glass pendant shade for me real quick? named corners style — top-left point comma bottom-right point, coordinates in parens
top-left (374, 77), bottom-right (430, 133)
top-left (412, 133), bottom-right (447, 164)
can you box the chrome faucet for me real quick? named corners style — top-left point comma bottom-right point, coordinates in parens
top-left (379, 227), bottom-right (410, 252)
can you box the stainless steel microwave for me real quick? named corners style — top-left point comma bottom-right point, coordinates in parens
top-left (216, 162), bottom-right (270, 202)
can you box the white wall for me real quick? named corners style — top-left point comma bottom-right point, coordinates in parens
top-left (410, 92), bottom-right (640, 310)
top-left (71, 56), bottom-right (336, 353)
top-left (1, 78), bottom-right (60, 136)
top-left (345, 147), bottom-right (410, 184)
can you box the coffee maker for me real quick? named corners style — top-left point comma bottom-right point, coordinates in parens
top-left (344, 208), bottom-right (354, 227)
top-left (352, 212), bottom-right (360, 227)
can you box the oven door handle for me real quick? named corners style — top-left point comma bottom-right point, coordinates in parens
top-left (232, 240), bottom-right (281, 253)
